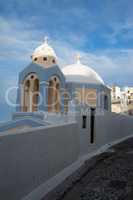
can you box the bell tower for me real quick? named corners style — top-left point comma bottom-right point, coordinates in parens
top-left (31, 37), bottom-right (57, 68)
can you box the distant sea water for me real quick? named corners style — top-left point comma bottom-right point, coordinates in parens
top-left (0, 103), bottom-right (15, 122)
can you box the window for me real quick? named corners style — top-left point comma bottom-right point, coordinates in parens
top-left (34, 57), bottom-right (38, 61)
top-left (82, 115), bottom-right (87, 129)
top-left (52, 59), bottom-right (55, 63)
top-left (43, 57), bottom-right (47, 61)
top-left (22, 73), bottom-right (39, 112)
top-left (31, 75), bottom-right (34, 79)
top-left (104, 95), bottom-right (108, 110)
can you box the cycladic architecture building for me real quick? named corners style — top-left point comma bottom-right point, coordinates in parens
top-left (1, 38), bottom-right (133, 200)
top-left (111, 85), bottom-right (133, 114)
top-left (0, 37), bottom-right (111, 132)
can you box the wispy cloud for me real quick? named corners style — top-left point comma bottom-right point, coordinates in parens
top-left (0, 16), bottom-right (133, 87)
top-left (0, 0), bottom-right (133, 120)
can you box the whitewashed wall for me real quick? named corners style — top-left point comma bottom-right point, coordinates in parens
top-left (95, 111), bottom-right (133, 147)
top-left (76, 110), bottom-right (133, 155)
top-left (0, 111), bottom-right (133, 200)
top-left (0, 122), bottom-right (79, 200)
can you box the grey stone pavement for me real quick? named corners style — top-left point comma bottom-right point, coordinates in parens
top-left (44, 137), bottom-right (133, 200)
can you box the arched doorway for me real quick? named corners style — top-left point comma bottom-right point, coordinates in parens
top-left (48, 76), bottom-right (61, 113)
top-left (32, 78), bottom-right (39, 111)
top-left (22, 73), bottom-right (40, 112)
top-left (23, 80), bottom-right (30, 112)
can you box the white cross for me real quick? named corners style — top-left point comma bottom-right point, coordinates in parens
top-left (75, 53), bottom-right (81, 64)
top-left (44, 36), bottom-right (48, 44)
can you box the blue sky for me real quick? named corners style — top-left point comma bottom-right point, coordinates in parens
top-left (0, 0), bottom-right (133, 121)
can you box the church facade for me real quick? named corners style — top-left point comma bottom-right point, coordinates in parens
top-left (0, 37), bottom-right (111, 132)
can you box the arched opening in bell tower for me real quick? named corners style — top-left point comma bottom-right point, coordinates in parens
top-left (22, 73), bottom-right (40, 112)
top-left (48, 76), bottom-right (61, 113)
top-left (32, 78), bottom-right (39, 112)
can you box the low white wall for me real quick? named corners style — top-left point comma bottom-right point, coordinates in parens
top-left (1, 110), bottom-right (133, 200)
top-left (0, 122), bottom-right (79, 200)
top-left (95, 111), bottom-right (133, 147)
top-left (76, 110), bottom-right (133, 156)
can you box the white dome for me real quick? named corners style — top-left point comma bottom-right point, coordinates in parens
top-left (32, 37), bottom-right (57, 59)
top-left (62, 60), bottom-right (104, 85)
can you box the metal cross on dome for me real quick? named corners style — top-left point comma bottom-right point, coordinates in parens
top-left (75, 53), bottom-right (81, 64)
top-left (44, 36), bottom-right (48, 44)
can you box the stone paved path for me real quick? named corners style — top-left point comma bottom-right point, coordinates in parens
top-left (61, 138), bottom-right (133, 200)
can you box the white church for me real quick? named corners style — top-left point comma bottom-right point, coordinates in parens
top-left (1, 37), bottom-right (133, 200)
top-left (0, 37), bottom-right (111, 133)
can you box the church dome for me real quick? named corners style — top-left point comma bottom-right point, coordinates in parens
top-left (62, 55), bottom-right (104, 85)
top-left (31, 37), bottom-right (57, 68)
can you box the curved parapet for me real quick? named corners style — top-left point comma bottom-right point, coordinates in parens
top-left (0, 117), bottom-right (51, 133)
